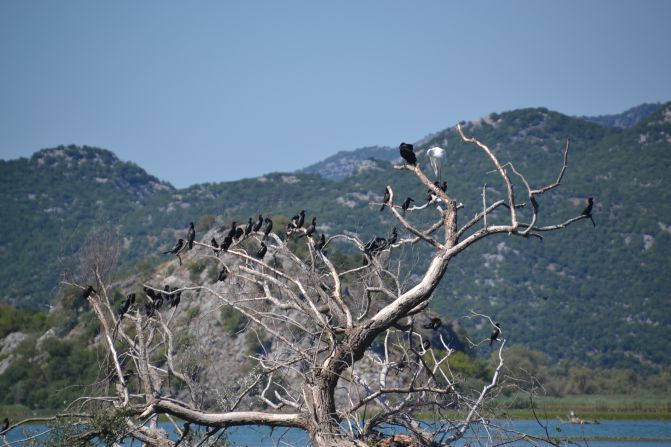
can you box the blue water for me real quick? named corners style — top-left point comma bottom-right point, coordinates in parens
top-left (2, 420), bottom-right (670, 446)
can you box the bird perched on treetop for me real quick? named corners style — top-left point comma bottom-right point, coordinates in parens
top-left (226, 221), bottom-right (238, 240)
top-left (422, 317), bottom-right (442, 330)
top-left (244, 217), bottom-right (253, 238)
top-left (255, 242), bottom-right (268, 260)
top-left (387, 227), bottom-right (398, 246)
top-left (211, 237), bottom-right (219, 256)
top-left (581, 197), bottom-right (596, 227)
top-left (164, 239), bottom-right (184, 255)
top-left (263, 217), bottom-right (273, 241)
top-left (81, 285), bottom-right (97, 300)
top-left (490, 322), bottom-right (501, 346)
top-left (315, 234), bottom-right (326, 252)
top-left (252, 214), bottom-right (264, 233)
top-left (290, 210), bottom-right (306, 229)
top-left (380, 187), bottom-right (390, 212)
top-left (427, 146), bottom-right (446, 181)
top-left (399, 142), bottom-right (416, 165)
top-left (300, 217), bottom-right (317, 238)
top-left (186, 222), bottom-right (195, 249)
top-left (401, 197), bottom-right (414, 216)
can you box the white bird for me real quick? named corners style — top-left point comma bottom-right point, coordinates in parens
top-left (427, 146), bottom-right (446, 181)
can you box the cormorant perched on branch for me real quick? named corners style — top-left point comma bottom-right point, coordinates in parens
top-left (163, 239), bottom-right (184, 255)
top-left (315, 234), bottom-right (326, 252)
top-left (170, 287), bottom-right (181, 309)
top-left (226, 221), bottom-right (238, 240)
top-left (255, 242), bottom-right (267, 260)
top-left (252, 214), bottom-right (263, 232)
top-left (422, 339), bottom-right (431, 350)
top-left (399, 142), bottom-right (416, 165)
top-left (581, 197), bottom-right (596, 227)
top-left (422, 317), bottom-right (442, 330)
top-left (290, 210), bottom-right (306, 229)
top-left (490, 322), bottom-right (501, 346)
top-left (234, 227), bottom-right (244, 240)
top-left (186, 222), bottom-right (195, 250)
top-left (380, 188), bottom-right (390, 212)
top-left (262, 217), bottom-right (273, 241)
top-left (211, 237), bottom-right (220, 256)
top-left (220, 235), bottom-right (233, 252)
top-left (81, 285), bottom-right (97, 300)
top-left (2, 417), bottom-right (10, 432)
top-left (117, 293), bottom-right (134, 319)
top-left (401, 197), bottom-right (414, 216)
top-left (300, 217), bottom-right (317, 238)
top-left (244, 217), bottom-right (253, 238)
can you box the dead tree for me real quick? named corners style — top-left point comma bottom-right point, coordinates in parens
top-left (3, 125), bottom-right (591, 447)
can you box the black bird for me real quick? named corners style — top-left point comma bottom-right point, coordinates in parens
top-left (227, 221), bottom-right (238, 240)
top-left (211, 237), bottom-right (220, 255)
top-left (143, 286), bottom-right (158, 301)
top-left (162, 285), bottom-right (172, 306)
top-left (299, 217), bottom-right (316, 238)
top-left (186, 222), bottom-right (195, 250)
top-left (440, 181), bottom-right (447, 192)
top-left (380, 188), bottom-right (390, 212)
top-left (401, 197), bottom-right (414, 216)
top-left (422, 339), bottom-right (431, 350)
top-left (234, 227), bottom-right (244, 239)
top-left (217, 266), bottom-right (229, 282)
top-left (263, 217), bottom-right (273, 241)
top-left (315, 234), bottom-right (326, 252)
top-left (153, 293), bottom-right (163, 310)
top-left (364, 236), bottom-right (388, 260)
top-left (244, 217), bottom-right (253, 238)
top-left (581, 197), bottom-right (596, 227)
top-left (117, 293), bottom-right (134, 318)
top-left (255, 242), bottom-right (268, 260)
top-left (2, 417), bottom-right (9, 432)
top-left (252, 214), bottom-right (264, 232)
top-left (220, 236), bottom-right (233, 252)
top-left (168, 287), bottom-right (181, 308)
top-left (423, 317), bottom-right (442, 330)
top-left (81, 285), bottom-right (97, 300)
top-left (290, 210), bottom-right (306, 229)
top-left (490, 322), bottom-right (501, 346)
top-left (164, 238), bottom-right (184, 255)
top-left (399, 142), bottom-right (416, 165)
top-left (144, 301), bottom-right (155, 318)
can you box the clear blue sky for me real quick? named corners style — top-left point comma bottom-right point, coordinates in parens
top-left (1, 1), bottom-right (669, 188)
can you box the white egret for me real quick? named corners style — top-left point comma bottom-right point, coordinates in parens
top-left (427, 145), bottom-right (446, 182)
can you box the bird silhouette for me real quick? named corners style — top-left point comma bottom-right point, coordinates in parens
top-left (2, 418), bottom-right (9, 432)
top-left (422, 317), bottom-right (442, 330)
top-left (255, 242), bottom-right (268, 260)
top-left (263, 217), bottom-right (273, 241)
top-left (244, 217), bottom-right (253, 238)
top-left (220, 236), bottom-right (233, 252)
top-left (81, 285), bottom-right (97, 300)
top-left (211, 237), bottom-right (220, 255)
top-left (290, 210), bottom-right (306, 229)
top-left (581, 197), bottom-right (596, 227)
top-left (490, 322), bottom-right (501, 346)
top-left (186, 222), bottom-right (195, 250)
top-left (401, 197), bottom-right (414, 216)
top-left (315, 234), bottom-right (326, 252)
top-left (117, 293), bottom-right (134, 319)
top-left (380, 188), bottom-right (390, 212)
top-left (217, 266), bottom-right (229, 282)
top-left (171, 287), bottom-right (181, 308)
top-left (164, 239), bottom-right (184, 255)
top-left (300, 217), bottom-right (316, 238)
top-left (422, 339), bottom-right (431, 350)
top-left (399, 142), bottom-right (417, 165)
top-left (234, 227), bottom-right (244, 239)
top-left (226, 221), bottom-right (238, 240)
top-left (252, 214), bottom-right (264, 232)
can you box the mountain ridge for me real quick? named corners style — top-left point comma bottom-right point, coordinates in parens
top-left (1, 102), bottom-right (669, 369)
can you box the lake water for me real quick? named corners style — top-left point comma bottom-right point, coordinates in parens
top-left (2, 419), bottom-right (670, 446)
